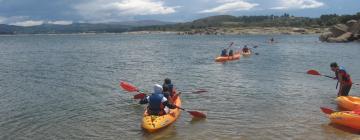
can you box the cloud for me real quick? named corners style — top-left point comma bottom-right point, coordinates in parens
top-left (199, 0), bottom-right (258, 13)
top-left (10, 20), bottom-right (44, 27)
top-left (74, 0), bottom-right (178, 20)
top-left (47, 20), bottom-right (73, 25)
top-left (271, 0), bottom-right (324, 10)
top-left (0, 16), bottom-right (6, 23)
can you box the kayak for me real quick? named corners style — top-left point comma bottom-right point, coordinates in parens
top-left (336, 96), bottom-right (360, 111)
top-left (241, 50), bottom-right (251, 57)
top-left (141, 94), bottom-right (182, 132)
top-left (215, 52), bottom-right (241, 62)
top-left (327, 111), bottom-right (360, 130)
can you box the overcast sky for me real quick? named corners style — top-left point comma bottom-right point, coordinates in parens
top-left (0, 0), bottom-right (359, 26)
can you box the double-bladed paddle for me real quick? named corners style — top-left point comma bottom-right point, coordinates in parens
top-left (119, 81), bottom-right (207, 118)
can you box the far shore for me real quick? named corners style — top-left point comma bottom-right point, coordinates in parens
top-left (0, 27), bottom-right (327, 36)
top-left (122, 27), bottom-right (326, 35)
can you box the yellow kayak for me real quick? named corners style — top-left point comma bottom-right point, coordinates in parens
top-left (336, 96), bottom-right (360, 111)
top-left (141, 95), bottom-right (182, 132)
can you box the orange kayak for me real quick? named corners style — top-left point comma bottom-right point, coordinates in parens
top-left (141, 94), bottom-right (182, 132)
top-left (328, 111), bottom-right (360, 130)
top-left (215, 52), bottom-right (241, 62)
top-left (336, 96), bottom-right (360, 111)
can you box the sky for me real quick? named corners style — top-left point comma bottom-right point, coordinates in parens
top-left (0, 0), bottom-right (359, 26)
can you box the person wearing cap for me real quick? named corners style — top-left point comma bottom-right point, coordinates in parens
top-left (330, 62), bottom-right (353, 96)
top-left (139, 84), bottom-right (177, 115)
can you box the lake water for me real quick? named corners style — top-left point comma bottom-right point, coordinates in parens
top-left (0, 34), bottom-right (360, 140)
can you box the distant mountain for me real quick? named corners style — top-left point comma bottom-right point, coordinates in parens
top-left (112, 20), bottom-right (175, 27)
top-left (0, 20), bottom-right (176, 34)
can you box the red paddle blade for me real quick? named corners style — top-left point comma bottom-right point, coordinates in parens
top-left (134, 93), bottom-right (147, 99)
top-left (120, 81), bottom-right (138, 92)
top-left (307, 70), bottom-right (321, 76)
top-left (320, 107), bottom-right (334, 115)
top-left (187, 111), bottom-right (207, 118)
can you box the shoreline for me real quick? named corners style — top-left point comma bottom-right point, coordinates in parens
top-left (123, 27), bottom-right (326, 35)
top-left (0, 27), bottom-right (326, 36)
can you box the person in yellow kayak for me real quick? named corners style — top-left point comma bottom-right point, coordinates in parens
top-left (163, 78), bottom-right (175, 97)
top-left (330, 62), bottom-right (353, 96)
top-left (139, 84), bottom-right (177, 115)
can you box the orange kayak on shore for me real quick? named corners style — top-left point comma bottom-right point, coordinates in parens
top-left (328, 111), bottom-right (360, 130)
top-left (215, 52), bottom-right (241, 62)
top-left (336, 96), bottom-right (360, 111)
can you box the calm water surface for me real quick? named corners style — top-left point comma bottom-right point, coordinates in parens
top-left (0, 34), bottom-right (360, 140)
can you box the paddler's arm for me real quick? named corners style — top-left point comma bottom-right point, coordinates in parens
top-left (139, 96), bottom-right (149, 104)
top-left (162, 101), bottom-right (176, 109)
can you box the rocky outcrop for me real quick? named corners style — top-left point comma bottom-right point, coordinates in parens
top-left (320, 19), bottom-right (360, 42)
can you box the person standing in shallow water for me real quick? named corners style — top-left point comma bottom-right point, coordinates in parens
top-left (330, 62), bottom-right (352, 96)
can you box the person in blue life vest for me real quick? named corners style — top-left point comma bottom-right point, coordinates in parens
top-left (330, 62), bottom-right (353, 97)
top-left (221, 48), bottom-right (227, 56)
top-left (139, 84), bottom-right (177, 115)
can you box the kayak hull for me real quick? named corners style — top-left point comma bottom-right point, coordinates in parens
top-left (241, 51), bottom-right (251, 57)
top-left (329, 111), bottom-right (360, 130)
top-left (141, 94), bottom-right (181, 132)
top-left (336, 96), bottom-right (360, 111)
top-left (215, 52), bottom-right (241, 62)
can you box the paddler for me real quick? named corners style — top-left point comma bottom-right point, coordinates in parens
top-left (221, 48), bottom-right (227, 56)
top-left (139, 84), bottom-right (177, 115)
top-left (330, 62), bottom-right (353, 96)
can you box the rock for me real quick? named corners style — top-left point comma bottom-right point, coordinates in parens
top-left (319, 32), bottom-right (334, 42)
top-left (327, 32), bottom-right (353, 43)
top-left (329, 24), bottom-right (348, 37)
top-left (347, 20), bottom-right (360, 34)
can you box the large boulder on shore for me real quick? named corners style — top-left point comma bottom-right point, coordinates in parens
top-left (326, 32), bottom-right (353, 43)
top-left (329, 24), bottom-right (348, 37)
top-left (320, 19), bottom-right (360, 43)
top-left (346, 20), bottom-right (360, 34)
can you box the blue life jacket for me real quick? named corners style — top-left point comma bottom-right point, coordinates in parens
top-left (148, 93), bottom-right (164, 111)
top-left (221, 50), bottom-right (227, 56)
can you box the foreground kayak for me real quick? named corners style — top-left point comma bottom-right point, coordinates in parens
top-left (215, 52), bottom-right (241, 62)
top-left (142, 94), bottom-right (182, 132)
top-left (336, 96), bottom-right (360, 111)
top-left (327, 111), bottom-right (360, 130)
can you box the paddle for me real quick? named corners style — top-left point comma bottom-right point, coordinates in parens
top-left (176, 106), bottom-right (207, 118)
top-left (226, 42), bottom-right (234, 50)
top-left (134, 91), bottom-right (207, 118)
top-left (307, 70), bottom-right (334, 79)
top-left (320, 107), bottom-right (334, 115)
top-left (307, 70), bottom-right (359, 86)
top-left (120, 81), bottom-right (139, 92)
top-left (120, 81), bottom-right (148, 99)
